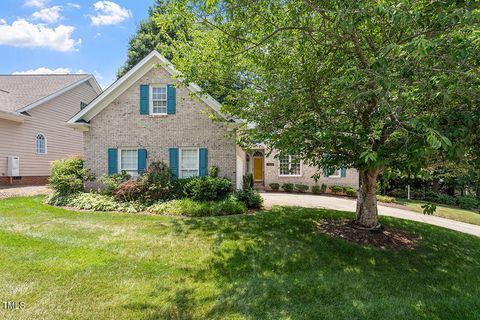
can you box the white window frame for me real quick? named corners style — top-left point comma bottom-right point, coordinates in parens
top-left (328, 169), bottom-right (341, 178)
top-left (36, 133), bottom-right (47, 155)
top-left (179, 147), bottom-right (200, 179)
top-left (149, 84), bottom-right (168, 115)
top-left (278, 155), bottom-right (302, 177)
top-left (118, 148), bottom-right (138, 177)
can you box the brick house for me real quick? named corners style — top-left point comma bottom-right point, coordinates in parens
top-left (67, 51), bottom-right (358, 190)
top-left (0, 74), bottom-right (101, 186)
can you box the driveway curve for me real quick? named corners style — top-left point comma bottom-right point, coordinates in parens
top-left (262, 192), bottom-right (480, 237)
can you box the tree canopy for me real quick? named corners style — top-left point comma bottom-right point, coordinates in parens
top-left (122, 0), bottom-right (480, 228)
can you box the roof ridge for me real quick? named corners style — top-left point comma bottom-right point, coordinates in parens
top-left (0, 74), bottom-right (90, 76)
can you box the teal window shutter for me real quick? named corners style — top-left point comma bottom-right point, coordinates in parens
top-left (323, 153), bottom-right (329, 177)
top-left (138, 149), bottom-right (147, 174)
top-left (199, 148), bottom-right (208, 177)
top-left (169, 148), bottom-right (179, 178)
top-left (108, 148), bottom-right (118, 175)
top-left (167, 84), bottom-right (176, 115)
top-left (341, 167), bottom-right (347, 177)
top-left (140, 84), bottom-right (149, 115)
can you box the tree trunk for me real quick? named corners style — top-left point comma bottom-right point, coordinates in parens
top-left (355, 168), bottom-right (382, 231)
top-left (432, 178), bottom-right (440, 192)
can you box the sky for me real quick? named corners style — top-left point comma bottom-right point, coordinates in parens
top-left (0, 0), bottom-right (155, 89)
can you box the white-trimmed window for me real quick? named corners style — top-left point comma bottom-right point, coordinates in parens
top-left (36, 134), bottom-right (46, 154)
top-left (279, 155), bottom-right (301, 176)
top-left (119, 148), bottom-right (138, 176)
top-left (150, 85), bottom-right (167, 115)
top-left (328, 169), bottom-right (341, 178)
top-left (180, 148), bottom-right (199, 178)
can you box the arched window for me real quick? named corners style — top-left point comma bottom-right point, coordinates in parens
top-left (253, 150), bottom-right (263, 157)
top-left (36, 134), bottom-right (46, 154)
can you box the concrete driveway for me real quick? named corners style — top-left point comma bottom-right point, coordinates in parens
top-left (262, 192), bottom-right (480, 237)
top-left (0, 185), bottom-right (51, 199)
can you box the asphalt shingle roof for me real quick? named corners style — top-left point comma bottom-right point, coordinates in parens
top-left (0, 74), bottom-right (89, 113)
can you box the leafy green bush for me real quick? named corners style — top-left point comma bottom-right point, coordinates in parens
top-left (48, 156), bottom-right (94, 195)
top-left (99, 171), bottom-right (130, 195)
top-left (282, 183), bottom-right (294, 192)
top-left (344, 187), bottom-right (357, 197)
top-left (376, 195), bottom-right (396, 203)
top-left (330, 185), bottom-right (344, 193)
top-left (147, 197), bottom-right (246, 217)
top-left (183, 176), bottom-right (232, 201)
top-left (137, 161), bottom-right (177, 202)
top-left (269, 183), bottom-right (280, 191)
top-left (424, 191), bottom-right (457, 206)
top-left (113, 180), bottom-right (143, 202)
top-left (235, 188), bottom-right (263, 209)
top-left (388, 188), bottom-right (407, 199)
top-left (44, 192), bottom-right (76, 206)
top-left (295, 184), bottom-right (309, 193)
top-left (242, 173), bottom-right (254, 190)
top-left (457, 195), bottom-right (479, 210)
top-left (208, 165), bottom-right (219, 178)
top-left (45, 192), bottom-right (145, 213)
top-left (312, 184), bottom-right (327, 194)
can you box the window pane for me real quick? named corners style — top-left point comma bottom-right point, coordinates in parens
top-left (121, 149), bottom-right (137, 171)
top-left (152, 86), bottom-right (167, 114)
top-left (279, 155), bottom-right (289, 175)
top-left (180, 149), bottom-right (198, 178)
top-left (36, 135), bottom-right (45, 154)
top-left (331, 169), bottom-right (340, 177)
top-left (290, 156), bottom-right (301, 175)
top-left (279, 155), bottom-right (301, 176)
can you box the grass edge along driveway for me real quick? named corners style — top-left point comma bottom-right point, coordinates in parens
top-left (1, 196), bottom-right (480, 320)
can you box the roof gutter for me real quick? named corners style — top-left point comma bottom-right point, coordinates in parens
top-left (0, 110), bottom-right (27, 123)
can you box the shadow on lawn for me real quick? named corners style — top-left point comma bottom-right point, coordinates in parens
top-left (140, 207), bottom-right (480, 319)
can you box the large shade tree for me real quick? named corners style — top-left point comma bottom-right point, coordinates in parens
top-left (167, 0), bottom-right (480, 230)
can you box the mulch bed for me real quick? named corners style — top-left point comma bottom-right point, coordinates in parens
top-left (316, 219), bottom-right (417, 250)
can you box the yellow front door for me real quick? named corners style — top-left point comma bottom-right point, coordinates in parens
top-left (253, 157), bottom-right (263, 181)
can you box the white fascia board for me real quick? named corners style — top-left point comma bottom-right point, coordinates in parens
top-left (0, 110), bottom-right (27, 123)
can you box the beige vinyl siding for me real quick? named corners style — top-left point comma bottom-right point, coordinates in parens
top-left (0, 82), bottom-right (98, 177)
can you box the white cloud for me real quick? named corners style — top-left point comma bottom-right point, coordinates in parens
top-left (93, 32), bottom-right (102, 39)
top-left (32, 6), bottom-right (62, 23)
top-left (0, 19), bottom-right (6, 25)
top-left (0, 19), bottom-right (81, 52)
top-left (13, 67), bottom-right (85, 75)
top-left (67, 3), bottom-right (81, 9)
top-left (24, 0), bottom-right (48, 8)
top-left (90, 1), bottom-right (131, 26)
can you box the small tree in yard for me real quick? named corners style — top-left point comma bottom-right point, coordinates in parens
top-left (164, 0), bottom-right (480, 230)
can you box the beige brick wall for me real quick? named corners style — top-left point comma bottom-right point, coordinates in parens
top-left (84, 67), bottom-right (238, 184)
top-left (263, 152), bottom-right (359, 190)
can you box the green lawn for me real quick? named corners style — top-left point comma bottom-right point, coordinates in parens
top-left (1, 197), bottom-right (480, 319)
top-left (396, 199), bottom-right (480, 226)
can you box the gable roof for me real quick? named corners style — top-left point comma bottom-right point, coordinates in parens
top-left (0, 74), bottom-right (101, 115)
top-left (67, 51), bottom-right (238, 129)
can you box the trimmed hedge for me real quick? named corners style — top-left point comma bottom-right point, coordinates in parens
top-left (269, 183), bottom-right (280, 191)
top-left (282, 183), bottom-right (294, 192)
top-left (295, 184), bottom-right (309, 193)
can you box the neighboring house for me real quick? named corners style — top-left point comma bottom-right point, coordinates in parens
top-left (67, 51), bottom-right (358, 190)
top-left (0, 74), bottom-right (101, 186)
